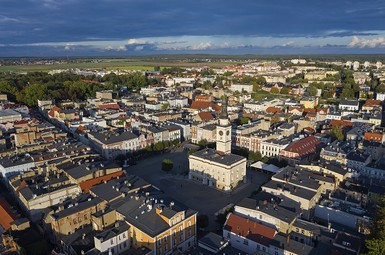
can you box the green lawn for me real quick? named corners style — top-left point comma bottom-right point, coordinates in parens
top-left (0, 59), bottom-right (246, 72)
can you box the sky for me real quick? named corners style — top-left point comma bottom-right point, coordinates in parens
top-left (1, 0), bottom-right (385, 56)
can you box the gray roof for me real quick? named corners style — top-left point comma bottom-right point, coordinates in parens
top-left (110, 191), bottom-right (196, 237)
top-left (0, 109), bottom-right (22, 117)
top-left (270, 233), bottom-right (313, 254)
top-left (190, 148), bottom-right (245, 166)
top-left (51, 197), bottom-right (103, 220)
top-left (263, 180), bottom-right (317, 200)
top-left (89, 131), bottom-right (138, 145)
top-left (237, 197), bottom-right (299, 223)
top-left (0, 154), bottom-right (34, 168)
top-left (95, 221), bottom-right (129, 241)
top-left (340, 100), bottom-right (359, 106)
top-left (90, 175), bottom-right (149, 202)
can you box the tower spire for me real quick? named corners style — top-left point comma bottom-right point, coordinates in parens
top-left (219, 95), bottom-right (228, 119)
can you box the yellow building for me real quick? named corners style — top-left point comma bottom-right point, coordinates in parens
top-left (112, 194), bottom-right (197, 255)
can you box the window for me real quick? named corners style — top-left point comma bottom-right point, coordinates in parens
top-left (123, 233), bottom-right (126, 238)
top-left (227, 232), bottom-right (230, 239)
top-left (243, 239), bottom-right (248, 245)
top-left (111, 239), bottom-right (114, 245)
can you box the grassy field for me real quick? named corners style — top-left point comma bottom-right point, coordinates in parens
top-left (0, 58), bottom-right (245, 72)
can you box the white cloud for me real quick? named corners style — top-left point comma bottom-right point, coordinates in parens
top-left (0, 15), bottom-right (21, 23)
top-left (64, 43), bottom-right (76, 51)
top-left (348, 36), bottom-right (385, 48)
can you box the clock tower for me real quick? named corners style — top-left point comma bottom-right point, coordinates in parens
top-left (216, 96), bottom-right (231, 154)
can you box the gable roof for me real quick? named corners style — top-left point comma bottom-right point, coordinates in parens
top-left (190, 101), bottom-right (221, 111)
top-left (224, 213), bottom-right (276, 246)
top-left (282, 136), bottom-right (320, 156)
top-left (329, 120), bottom-right (353, 127)
top-left (198, 111), bottom-right (214, 121)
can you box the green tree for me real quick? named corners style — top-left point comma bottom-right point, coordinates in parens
top-left (322, 91), bottom-right (334, 99)
top-left (376, 84), bottom-right (385, 93)
top-left (331, 125), bottom-right (344, 141)
top-left (307, 85), bottom-right (318, 97)
top-left (365, 195), bottom-right (385, 254)
top-left (248, 151), bottom-right (262, 161)
top-left (161, 159), bottom-right (173, 172)
top-left (154, 66), bottom-right (161, 71)
top-left (238, 117), bottom-right (250, 125)
top-left (280, 87), bottom-right (290, 94)
top-left (154, 142), bottom-right (165, 151)
top-left (270, 87), bottom-right (280, 94)
top-left (23, 83), bottom-right (49, 106)
top-left (341, 84), bottom-right (355, 99)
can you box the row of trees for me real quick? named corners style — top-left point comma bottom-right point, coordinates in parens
top-left (0, 71), bottom-right (151, 107)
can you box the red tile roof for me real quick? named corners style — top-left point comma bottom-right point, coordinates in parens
top-left (364, 132), bottom-right (383, 142)
top-left (198, 112), bottom-right (214, 121)
top-left (79, 171), bottom-right (125, 192)
top-left (99, 103), bottom-right (120, 110)
top-left (48, 106), bottom-right (61, 117)
top-left (0, 198), bottom-right (17, 230)
top-left (224, 213), bottom-right (276, 246)
top-left (266, 107), bottom-right (282, 114)
top-left (190, 101), bottom-right (221, 111)
top-left (329, 120), bottom-right (353, 127)
top-left (288, 107), bottom-right (304, 113)
top-left (363, 99), bottom-right (382, 107)
top-left (281, 136), bottom-right (320, 157)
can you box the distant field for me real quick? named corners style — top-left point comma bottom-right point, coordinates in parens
top-left (0, 59), bottom-right (244, 72)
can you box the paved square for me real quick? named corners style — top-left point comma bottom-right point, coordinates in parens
top-left (126, 150), bottom-right (271, 231)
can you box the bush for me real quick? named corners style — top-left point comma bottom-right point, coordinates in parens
top-left (161, 159), bottom-right (173, 172)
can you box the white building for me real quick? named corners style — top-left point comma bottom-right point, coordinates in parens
top-left (223, 213), bottom-right (276, 254)
top-left (93, 222), bottom-right (130, 255)
top-left (0, 109), bottom-right (22, 123)
top-left (339, 100), bottom-right (359, 111)
top-left (188, 97), bottom-right (246, 191)
top-left (167, 97), bottom-right (188, 108)
top-left (353, 61), bottom-right (360, 71)
top-left (376, 93), bottom-right (385, 101)
top-left (260, 138), bottom-right (290, 157)
top-left (0, 155), bottom-right (36, 180)
top-left (230, 84), bottom-right (254, 93)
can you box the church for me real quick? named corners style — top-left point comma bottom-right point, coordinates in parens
top-left (188, 97), bottom-right (247, 192)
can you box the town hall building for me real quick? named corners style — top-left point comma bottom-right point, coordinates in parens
top-left (188, 97), bottom-right (247, 191)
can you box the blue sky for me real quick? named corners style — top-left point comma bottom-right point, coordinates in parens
top-left (1, 0), bottom-right (385, 56)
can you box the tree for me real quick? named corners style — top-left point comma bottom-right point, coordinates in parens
top-left (365, 195), bottom-right (385, 254)
top-left (238, 117), bottom-right (250, 125)
top-left (154, 66), bottom-right (161, 71)
top-left (280, 87), bottom-right (290, 94)
top-left (341, 84), bottom-right (355, 99)
top-left (307, 85), bottom-right (318, 97)
top-left (270, 87), bottom-right (280, 94)
top-left (248, 151), bottom-right (262, 161)
top-left (376, 84), bottom-right (385, 93)
top-left (161, 103), bottom-right (169, 110)
top-left (161, 159), bottom-right (173, 172)
top-left (331, 125), bottom-right (344, 141)
top-left (153, 142), bottom-right (165, 151)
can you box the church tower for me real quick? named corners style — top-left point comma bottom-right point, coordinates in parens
top-left (216, 96), bottom-right (231, 154)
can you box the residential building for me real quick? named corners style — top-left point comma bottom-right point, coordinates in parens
top-left (339, 100), bottom-right (359, 111)
top-left (223, 213), bottom-right (276, 254)
top-left (230, 84), bottom-right (254, 93)
top-left (88, 131), bottom-right (139, 159)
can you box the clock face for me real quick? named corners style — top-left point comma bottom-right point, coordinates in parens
top-left (226, 130), bottom-right (230, 136)
top-left (219, 130), bottom-right (223, 136)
